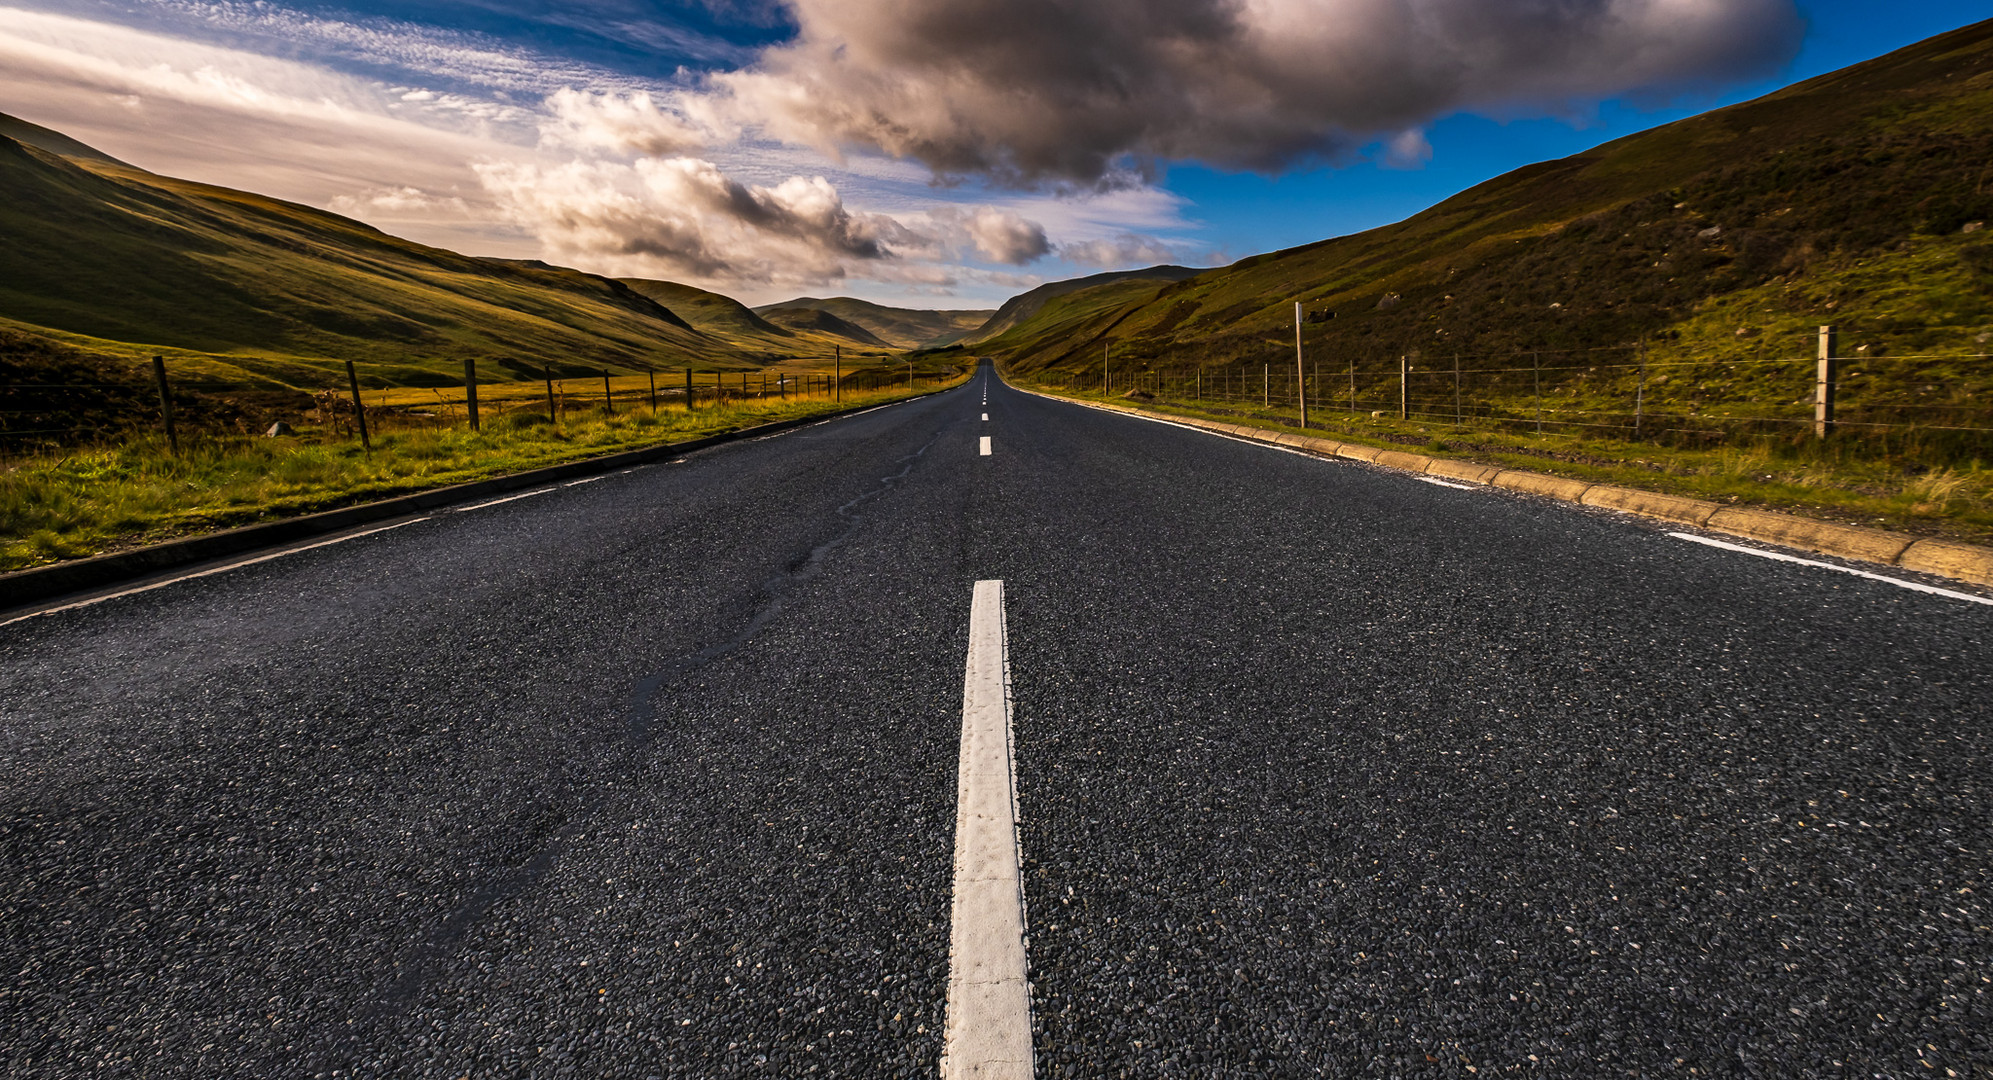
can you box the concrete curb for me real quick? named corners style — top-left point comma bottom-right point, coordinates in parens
top-left (1021, 387), bottom-right (1993, 590)
top-left (0, 390), bottom-right (948, 611)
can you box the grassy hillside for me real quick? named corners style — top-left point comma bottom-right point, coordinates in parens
top-left (966, 265), bottom-right (1201, 345)
top-left (755, 296), bottom-right (991, 349)
top-left (0, 128), bottom-right (765, 398)
top-left (990, 21), bottom-right (1993, 420)
top-left (756, 305), bottom-right (896, 350)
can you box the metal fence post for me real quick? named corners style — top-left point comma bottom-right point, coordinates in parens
top-left (1816, 325), bottom-right (1837, 438)
top-left (151, 355), bottom-right (178, 454)
top-left (464, 357), bottom-right (480, 432)
top-left (346, 359), bottom-right (371, 451)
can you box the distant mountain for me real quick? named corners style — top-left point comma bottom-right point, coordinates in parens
top-left (753, 296), bottom-right (993, 349)
top-left (985, 21), bottom-right (1993, 378)
top-left (965, 266), bottom-right (1202, 344)
top-left (621, 278), bottom-right (792, 341)
top-left (757, 305), bottom-right (895, 349)
top-left (0, 121), bottom-right (761, 395)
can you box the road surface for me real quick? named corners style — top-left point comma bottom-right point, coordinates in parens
top-left (3, 364), bottom-right (1988, 1078)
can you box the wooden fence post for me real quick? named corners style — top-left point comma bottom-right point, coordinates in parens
top-left (464, 358), bottom-right (480, 432)
top-left (648, 368), bottom-right (657, 410)
top-left (1453, 354), bottom-right (1462, 427)
top-left (151, 355), bottom-right (178, 454)
top-left (346, 360), bottom-right (371, 451)
top-left (1633, 340), bottom-right (1647, 440)
top-left (1294, 301), bottom-right (1307, 430)
top-left (602, 369), bottom-right (614, 414)
top-left (1399, 356), bottom-right (1408, 420)
top-left (1816, 325), bottom-right (1837, 438)
top-left (684, 367), bottom-right (694, 409)
top-left (544, 365), bottom-right (556, 424)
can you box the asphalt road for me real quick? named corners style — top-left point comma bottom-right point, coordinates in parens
top-left (3, 364), bottom-right (1988, 1079)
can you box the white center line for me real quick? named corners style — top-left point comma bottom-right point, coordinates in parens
top-left (942, 580), bottom-right (1033, 1080)
top-left (1667, 532), bottom-right (1993, 606)
top-left (0, 518), bottom-right (430, 628)
top-left (979, 436), bottom-right (993, 456)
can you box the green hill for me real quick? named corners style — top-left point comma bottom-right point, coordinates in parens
top-left (966, 266), bottom-right (1201, 345)
top-left (0, 120), bottom-right (757, 397)
top-left (986, 22), bottom-right (1993, 387)
top-left (754, 296), bottom-right (992, 349)
top-left (755, 305), bottom-right (896, 349)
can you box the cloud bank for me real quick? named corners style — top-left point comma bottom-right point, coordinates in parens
top-left (704, 0), bottom-right (1803, 187)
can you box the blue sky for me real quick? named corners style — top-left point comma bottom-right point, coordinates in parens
top-left (0, 1), bottom-right (1985, 308)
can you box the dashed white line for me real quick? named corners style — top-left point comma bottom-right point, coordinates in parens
top-left (1416, 476), bottom-right (1477, 490)
top-left (1667, 532), bottom-right (1993, 606)
top-left (982, 413), bottom-right (989, 421)
top-left (941, 580), bottom-right (1033, 1080)
top-left (0, 518), bottom-right (430, 629)
top-left (980, 436), bottom-right (993, 456)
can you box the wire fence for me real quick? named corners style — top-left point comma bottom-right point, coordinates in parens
top-left (0, 356), bottom-right (949, 452)
top-left (1078, 326), bottom-right (1993, 455)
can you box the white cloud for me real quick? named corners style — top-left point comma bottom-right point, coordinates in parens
top-left (541, 87), bottom-right (737, 156)
top-left (965, 208), bottom-right (1052, 265)
top-left (477, 156), bottom-right (938, 286)
top-left (1060, 233), bottom-right (1183, 269)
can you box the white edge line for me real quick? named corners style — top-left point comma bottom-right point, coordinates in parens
top-left (0, 518), bottom-right (431, 629)
top-left (453, 487), bottom-right (558, 512)
top-left (1020, 388), bottom-right (1324, 460)
top-left (1667, 532), bottom-right (1993, 607)
top-left (1011, 383), bottom-right (1992, 608)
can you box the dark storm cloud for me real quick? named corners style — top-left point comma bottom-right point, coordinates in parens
top-left (712, 0), bottom-right (1804, 187)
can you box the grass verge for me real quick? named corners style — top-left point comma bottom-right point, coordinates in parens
top-left (1, 379), bottom-right (963, 572)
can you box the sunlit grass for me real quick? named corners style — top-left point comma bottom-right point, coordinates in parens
top-left (1, 379), bottom-right (965, 571)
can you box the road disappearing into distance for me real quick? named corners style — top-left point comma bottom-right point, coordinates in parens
top-left (3, 363), bottom-right (1987, 1078)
